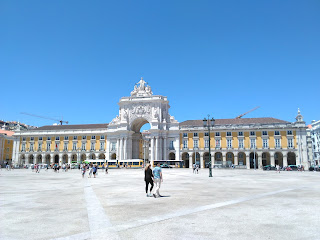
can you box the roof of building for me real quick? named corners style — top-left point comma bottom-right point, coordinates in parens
top-left (180, 117), bottom-right (290, 127)
top-left (0, 129), bottom-right (15, 136)
top-left (28, 123), bottom-right (109, 131)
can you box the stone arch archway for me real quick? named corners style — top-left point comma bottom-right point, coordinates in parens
top-left (226, 152), bottom-right (234, 166)
top-left (262, 152), bottom-right (270, 166)
top-left (169, 152), bottom-right (175, 160)
top-left (45, 154), bottom-right (51, 165)
top-left (238, 152), bottom-right (246, 166)
top-left (62, 154), bottom-right (68, 164)
top-left (37, 154), bottom-right (42, 164)
top-left (81, 154), bottom-right (86, 161)
top-left (28, 154), bottom-right (34, 164)
top-left (54, 155), bottom-right (59, 164)
top-left (111, 153), bottom-right (117, 160)
top-left (99, 153), bottom-right (105, 160)
top-left (215, 152), bottom-right (222, 165)
top-left (203, 152), bottom-right (210, 168)
top-left (182, 152), bottom-right (189, 168)
top-left (250, 152), bottom-right (258, 169)
top-left (287, 152), bottom-right (296, 165)
top-left (20, 154), bottom-right (26, 164)
top-left (274, 152), bottom-right (283, 167)
top-left (89, 153), bottom-right (96, 160)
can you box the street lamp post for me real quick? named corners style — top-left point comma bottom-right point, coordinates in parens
top-left (203, 115), bottom-right (215, 177)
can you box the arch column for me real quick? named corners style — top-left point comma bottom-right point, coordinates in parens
top-left (234, 154), bottom-right (238, 165)
top-left (155, 136), bottom-right (159, 160)
top-left (222, 153), bottom-right (226, 167)
top-left (163, 138), bottom-right (167, 160)
top-left (124, 137), bottom-right (127, 160)
top-left (200, 153), bottom-right (204, 169)
top-left (68, 153), bottom-right (72, 164)
top-left (246, 154), bottom-right (250, 169)
top-left (283, 154), bottom-right (288, 166)
top-left (188, 153), bottom-right (193, 169)
top-left (117, 139), bottom-right (120, 161)
top-left (258, 152), bottom-right (263, 169)
top-left (106, 140), bottom-right (110, 161)
top-left (270, 153), bottom-right (275, 166)
top-left (150, 137), bottom-right (155, 165)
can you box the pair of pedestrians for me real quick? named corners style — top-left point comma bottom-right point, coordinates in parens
top-left (144, 163), bottom-right (163, 198)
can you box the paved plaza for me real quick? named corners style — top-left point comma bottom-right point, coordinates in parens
top-left (0, 168), bottom-right (319, 240)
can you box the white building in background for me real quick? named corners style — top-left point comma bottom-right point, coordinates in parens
top-left (309, 120), bottom-right (320, 165)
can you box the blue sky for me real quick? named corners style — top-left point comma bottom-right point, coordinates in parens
top-left (1, 0), bottom-right (319, 127)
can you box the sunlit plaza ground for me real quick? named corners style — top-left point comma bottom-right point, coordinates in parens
top-left (1, 168), bottom-right (319, 240)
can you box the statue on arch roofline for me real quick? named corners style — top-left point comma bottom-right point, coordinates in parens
top-left (130, 77), bottom-right (153, 97)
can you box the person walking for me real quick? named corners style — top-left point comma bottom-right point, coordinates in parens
top-left (93, 164), bottom-right (97, 178)
top-left (144, 164), bottom-right (154, 197)
top-left (276, 164), bottom-right (280, 173)
top-left (88, 163), bottom-right (93, 178)
top-left (81, 164), bottom-right (87, 178)
top-left (152, 163), bottom-right (163, 198)
top-left (105, 164), bottom-right (108, 174)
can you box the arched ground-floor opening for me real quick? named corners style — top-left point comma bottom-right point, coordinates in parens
top-left (28, 155), bottom-right (34, 164)
top-left (214, 152), bottom-right (222, 165)
top-left (169, 152), bottom-right (175, 160)
top-left (20, 154), bottom-right (26, 164)
top-left (71, 154), bottom-right (77, 163)
top-left (262, 152), bottom-right (271, 166)
top-left (110, 153), bottom-right (117, 160)
top-left (37, 155), bottom-right (42, 164)
top-left (182, 152), bottom-right (189, 168)
top-left (250, 152), bottom-right (258, 169)
top-left (45, 155), bottom-right (51, 165)
top-left (238, 152), bottom-right (246, 166)
top-left (54, 155), bottom-right (59, 164)
top-left (81, 154), bottom-right (86, 162)
top-left (226, 152), bottom-right (234, 167)
top-left (192, 152), bottom-right (200, 166)
top-left (89, 153), bottom-right (96, 160)
top-left (99, 153), bottom-right (105, 160)
top-left (62, 154), bottom-right (68, 164)
top-left (275, 152), bottom-right (283, 167)
top-left (287, 152), bottom-right (296, 165)
top-left (203, 152), bottom-right (210, 168)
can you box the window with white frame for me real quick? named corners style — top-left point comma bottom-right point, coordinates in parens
top-left (111, 142), bottom-right (116, 151)
top-left (38, 143), bottom-right (42, 152)
top-left (64, 143), bottom-right (68, 151)
top-left (287, 130), bottom-right (293, 135)
top-left (64, 136), bottom-right (69, 140)
top-left (101, 135), bottom-right (105, 140)
top-left (205, 140), bottom-right (209, 148)
top-left (47, 137), bottom-right (51, 141)
top-left (31, 137), bottom-right (34, 141)
top-left (238, 132), bottom-right (243, 136)
top-left (288, 139), bottom-right (293, 148)
top-left (183, 140), bottom-right (188, 149)
top-left (46, 143), bottom-right (51, 151)
top-left (91, 135), bottom-right (96, 140)
top-left (100, 142), bottom-right (104, 150)
top-left (193, 133), bottom-right (198, 137)
top-left (275, 138), bottom-right (281, 148)
top-left (72, 142), bottom-right (77, 150)
top-left (82, 136), bottom-right (86, 140)
top-left (55, 143), bottom-right (59, 151)
top-left (169, 141), bottom-right (174, 150)
top-left (30, 143), bottom-right (34, 152)
top-left (73, 136), bottom-right (77, 140)
top-left (238, 139), bottom-right (244, 148)
top-left (91, 142), bottom-right (95, 150)
top-left (22, 143), bottom-right (26, 151)
top-left (183, 133), bottom-right (187, 137)
top-left (55, 136), bottom-right (60, 141)
top-left (275, 131), bottom-right (280, 136)
top-left (216, 139), bottom-right (221, 148)
top-left (215, 132), bottom-right (220, 137)
top-left (39, 137), bottom-right (43, 141)
top-left (193, 140), bottom-right (198, 148)
top-left (250, 139), bottom-right (256, 148)
top-left (250, 131), bottom-right (255, 136)
top-left (22, 137), bottom-right (26, 141)
top-left (227, 139), bottom-right (232, 148)
top-left (205, 132), bottom-right (209, 137)
top-left (81, 142), bottom-right (86, 151)
top-left (262, 131), bottom-right (268, 135)
top-left (263, 139), bottom-right (268, 148)
top-left (227, 132), bottom-right (232, 136)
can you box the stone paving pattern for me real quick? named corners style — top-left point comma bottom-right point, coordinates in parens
top-left (0, 168), bottom-right (319, 240)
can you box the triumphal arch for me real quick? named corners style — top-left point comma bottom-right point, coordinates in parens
top-left (106, 78), bottom-right (180, 166)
